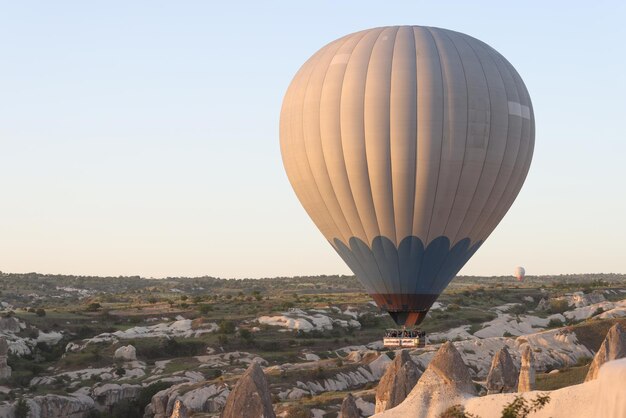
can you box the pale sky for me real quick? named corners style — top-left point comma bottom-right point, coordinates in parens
top-left (1, 1), bottom-right (625, 278)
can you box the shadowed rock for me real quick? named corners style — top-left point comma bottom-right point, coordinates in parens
top-left (220, 361), bottom-right (275, 418)
top-left (0, 317), bottom-right (20, 333)
top-left (0, 337), bottom-right (10, 379)
top-left (340, 393), bottom-right (360, 418)
top-left (518, 345), bottom-right (535, 392)
top-left (585, 323), bottom-right (626, 381)
top-left (375, 350), bottom-right (421, 413)
top-left (486, 346), bottom-right (518, 394)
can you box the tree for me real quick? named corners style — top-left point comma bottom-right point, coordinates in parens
top-left (198, 304), bottom-right (213, 315)
top-left (239, 329), bottom-right (255, 346)
top-left (35, 308), bottom-right (46, 317)
top-left (86, 303), bottom-right (101, 312)
top-left (14, 399), bottom-right (30, 418)
top-left (219, 320), bottom-right (236, 334)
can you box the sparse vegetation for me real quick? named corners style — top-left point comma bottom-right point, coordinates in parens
top-left (501, 393), bottom-right (551, 418)
top-left (14, 398), bottom-right (30, 418)
top-left (438, 394), bottom-right (550, 418)
top-left (0, 271), bottom-right (621, 415)
top-left (548, 299), bottom-right (570, 314)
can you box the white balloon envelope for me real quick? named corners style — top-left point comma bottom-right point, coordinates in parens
top-left (280, 25), bottom-right (534, 326)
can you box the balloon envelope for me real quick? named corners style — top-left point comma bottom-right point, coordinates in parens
top-left (280, 26), bottom-right (534, 326)
top-left (514, 266), bottom-right (526, 281)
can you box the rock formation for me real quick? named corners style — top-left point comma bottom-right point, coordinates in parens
top-left (486, 346), bottom-right (518, 394)
top-left (536, 298), bottom-right (549, 311)
top-left (368, 353), bottom-right (392, 379)
top-left (518, 345), bottom-right (535, 392)
top-left (0, 337), bottom-right (11, 379)
top-left (375, 350), bottom-right (421, 413)
top-left (26, 393), bottom-right (95, 418)
top-left (340, 393), bottom-right (360, 418)
top-left (114, 344), bottom-right (137, 361)
top-left (585, 322), bottom-right (626, 381)
top-left (220, 361), bottom-right (275, 418)
top-left (429, 342), bottom-right (476, 395)
top-left (375, 342), bottom-right (476, 417)
top-left (0, 316), bottom-right (21, 333)
top-left (91, 383), bottom-right (141, 410)
top-left (146, 382), bottom-right (230, 418)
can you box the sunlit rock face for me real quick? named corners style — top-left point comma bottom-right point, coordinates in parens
top-left (586, 323), bottom-right (626, 381)
top-left (517, 345), bottom-right (536, 392)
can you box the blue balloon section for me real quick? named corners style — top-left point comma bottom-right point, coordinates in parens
top-left (333, 235), bottom-right (482, 298)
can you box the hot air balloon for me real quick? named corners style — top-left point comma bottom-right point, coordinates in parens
top-left (514, 266), bottom-right (526, 282)
top-left (280, 26), bottom-right (534, 334)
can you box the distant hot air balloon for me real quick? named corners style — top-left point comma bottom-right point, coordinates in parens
top-left (280, 26), bottom-right (534, 328)
top-left (514, 266), bottom-right (526, 282)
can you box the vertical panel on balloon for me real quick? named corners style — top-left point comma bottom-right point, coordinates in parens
top-left (469, 45), bottom-right (524, 242)
top-left (364, 27), bottom-right (401, 294)
top-left (280, 51), bottom-right (338, 240)
top-left (411, 27), bottom-right (443, 244)
top-left (389, 26), bottom-right (418, 295)
top-left (476, 53), bottom-right (532, 242)
top-left (301, 37), bottom-right (351, 245)
top-left (339, 29), bottom-right (392, 295)
top-left (440, 31), bottom-right (491, 244)
top-left (320, 33), bottom-right (377, 290)
top-left (411, 26), bottom-right (444, 294)
top-left (340, 29), bottom-right (384, 246)
top-left (453, 37), bottom-right (509, 243)
top-left (423, 28), bottom-right (468, 252)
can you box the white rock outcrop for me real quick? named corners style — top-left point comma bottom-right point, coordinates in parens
top-left (114, 345), bottom-right (137, 361)
top-left (91, 383), bottom-right (141, 409)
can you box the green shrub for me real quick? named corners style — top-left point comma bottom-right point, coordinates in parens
top-left (548, 299), bottom-right (569, 314)
top-left (438, 404), bottom-right (478, 418)
top-left (15, 399), bottom-right (29, 418)
top-left (134, 338), bottom-right (206, 360)
top-left (198, 304), bottom-right (213, 314)
top-left (501, 393), bottom-right (551, 418)
top-left (359, 312), bottom-right (381, 328)
top-left (547, 318), bottom-right (563, 328)
top-left (219, 320), bottom-right (236, 334)
top-left (86, 303), bottom-right (101, 312)
top-left (506, 304), bottom-right (527, 315)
